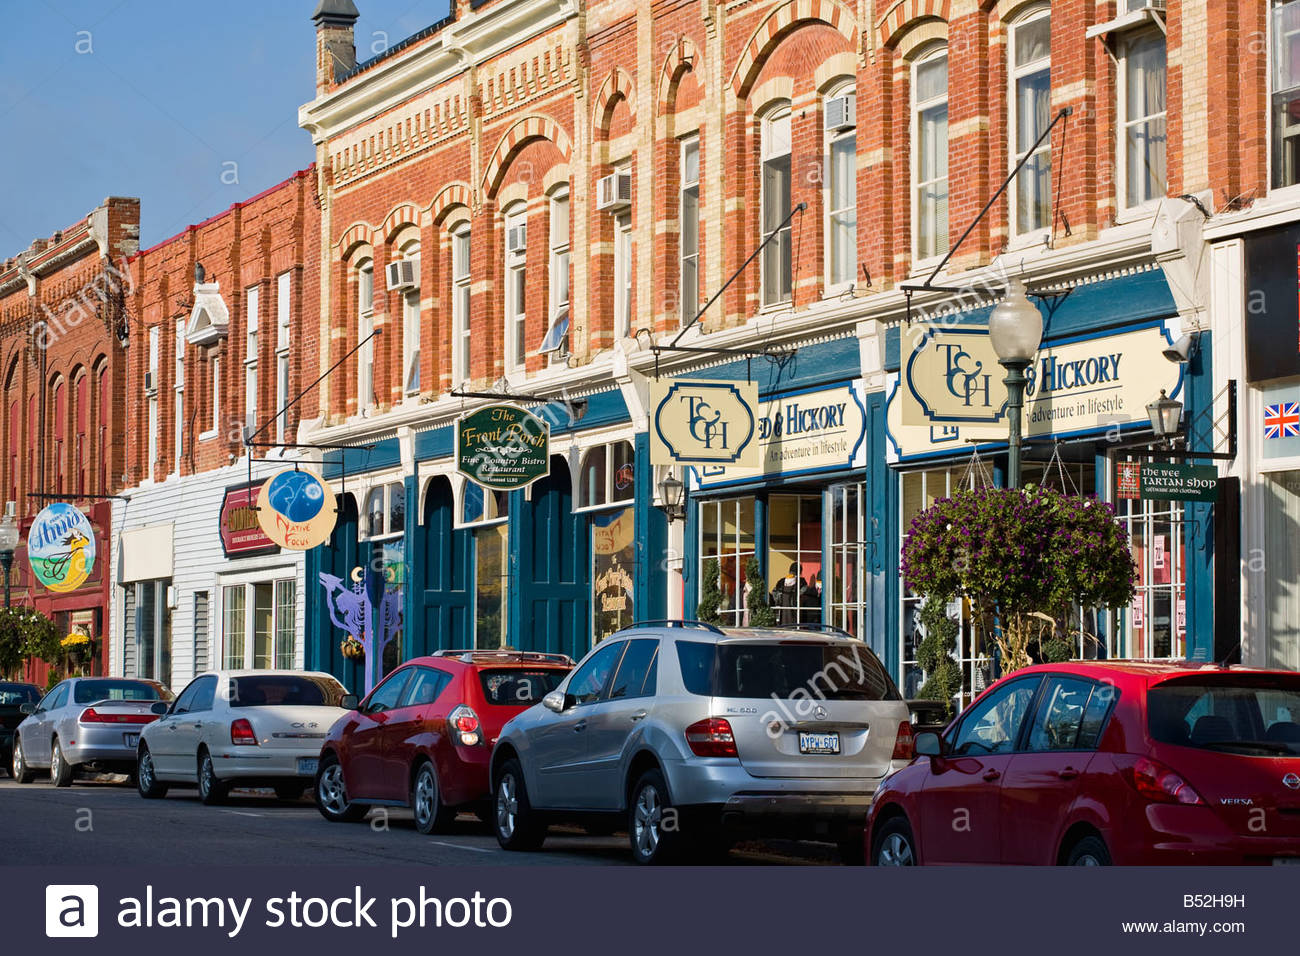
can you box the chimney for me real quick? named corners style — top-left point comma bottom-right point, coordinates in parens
top-left (313, 0), bottom-right (360, 94)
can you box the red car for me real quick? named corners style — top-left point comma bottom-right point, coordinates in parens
top-left (315, 650), bottom-right (572, 833)
top-left (867, 661), bottom-right (1300, 865)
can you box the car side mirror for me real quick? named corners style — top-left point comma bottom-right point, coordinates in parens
top-left (18, 703), bottom-right (35, 715)
top-left (149, 701), bottom-right (170, 716)
top-left (914, 732), bottom-right (945, 757)
top-left (542, 690), bottom-right (567, 714)
top-left (340, 694), bottom-right (359, 711)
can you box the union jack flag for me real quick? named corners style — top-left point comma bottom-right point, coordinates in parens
top-left (1264, 402), bottom-right (1300, 439)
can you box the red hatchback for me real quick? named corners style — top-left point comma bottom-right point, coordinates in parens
top-left (867, 661), bottom-right (1300, 865)
top-left (315, 650), bottom-right (572, 833)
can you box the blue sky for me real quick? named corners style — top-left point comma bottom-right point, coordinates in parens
top-left (0, 1), bottom-right (450, 252)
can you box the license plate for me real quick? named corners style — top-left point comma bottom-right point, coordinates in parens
top-left (798, 731), bottom-right (840, 755)
top-left (123, 732), bottom-right (139, 748)
top-left (297, 757), bottom-right (318, 776)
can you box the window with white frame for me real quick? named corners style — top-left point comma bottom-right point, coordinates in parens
top-left (146, 326), bottom-right (159, 478)
top-left (577, 441), bottom-right (636, 510)
top-left (210, 355), bottom-right (221, 436)
top-left (459, 482), bottom-right (509, 650)
top-left (825, 84), bottom-right (857, 288)
top-left (173, 318), bottom-right (185, 473)
top-left (1009, 6), bottom-right (1052, 235)
top-left (400, 241), bottom-right (421, 397)
top-left (452, 226), bottom-right (472, 385)
top-left (363, 481), bottom-right (406, 539)
top-left (275, 271), bottom-right (291, 444)
top-left (1273, 1), bottom-right (1300, 189)
top-left (504, 205), bottom-right (527, 373)
top-left (244, 285), bottom-right (259, 434)
top-left (680, 136), bottom-right (700, 324)
top-left (548, 189), bottom-right (570, 332)
top-left (761, 105), bottom-right (793, 306)
top-left (913, 48), bottom-right (949, 261)
top-left (222, 577), bottom-right (296, 670)
top-left (1119, 29), bottom-right (1167, 209)
top-left (357, 259), bottom-right (374, 411)
top-left (613, 210), bottom-right (633, 338)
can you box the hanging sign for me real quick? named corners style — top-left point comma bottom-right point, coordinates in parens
top-left (256, 466), bottom-right (337, 550)
top-left (649, 379), bottom-right (760, 468)
top-left (219, 482), bottom-right (279, 557)
top-left (1115, 461), bottom-right (1218, 503)
top-left (456, 404), bottom-right (551, 490)
top-left (26, 502), bottom-right (96, 593)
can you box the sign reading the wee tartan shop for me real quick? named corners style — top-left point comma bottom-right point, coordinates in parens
top-left (649, 379), bottom-right (760, 469)
top-left (456, 404), bottom-right (551, 490)
top-left (1116, 461), bottom-right (1218, 503)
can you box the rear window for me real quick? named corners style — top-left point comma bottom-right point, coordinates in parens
top-left (227, 675), bottom-right (346, 708)
top-left (72, 680), bottom-right (169, 704)
top-left (1148, 675), bottom-right (1300, 756)
top-left (676, 640), bottom-right (900, 701)
top-left (0, 684), bottom-right (40, 706)
top-left (479, 669), bottom-right (567, 706)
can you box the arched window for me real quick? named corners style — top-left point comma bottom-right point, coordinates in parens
top-left (503, 203), bottom-right (528, 374)
top-left (913, 46), bottom-right (949, 261)
top-left (363, 481), bottom-right (405, 539)
top-left (1009, 5), bottom-right (1052, 236)
top-left (542, 187), bottom-right (570, 361)
top-left (52, 377), bottom-right (66, 494)
top-left (397, 237), bottom-right (421, 397)
top-left (578, 441), bottom-right (636, 510)
top-left (356, 258), bottom-right (374, 411)
top-left (75, 372), bottom-right (88, 495)
top-left (450, 224), bottom-right (472, 385)
top-left (679, 136), bottom-right (700, 325)
top-left (760, 103), bottom-right (793, 306)
top-left (824, 81), bottom-right (857, 288)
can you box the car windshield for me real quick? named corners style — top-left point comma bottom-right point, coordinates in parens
top-left (1148, 675), bottom-right (1300, 756)
top-left (72, 680), bottom-right (169, 704)
top-left (677, 640), bottom-right (901, 701)
top-left (227, 675), bottom-right (346, 708)
top-left (0, 684), bottom-right (40, 706)
top-left (479, 668), bottom-right (568, 706)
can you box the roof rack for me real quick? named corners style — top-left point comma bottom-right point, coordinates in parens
top-left (783, 623), bottom-right (858, 640)
top-left (621, 619), bottom-right (726, 635)
top-left (432, 649), bottom-right (576, 666)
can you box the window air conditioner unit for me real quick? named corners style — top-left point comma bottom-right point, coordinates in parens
top-left (596, 171), bottom-right (632, 211)
top-left (505, 222), bottom-right (527, 255)
top-left (385, 256), bottom-right (419, 291)
top-left (143, 371), bottom-right (156, 393)
top-left (824, 93), bottom-right (856, 132)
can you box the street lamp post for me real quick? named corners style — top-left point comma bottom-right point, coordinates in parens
top-left (988, 278), bottom-right (1044, 490)
top-left (0, 501), bottom-right (19, 609)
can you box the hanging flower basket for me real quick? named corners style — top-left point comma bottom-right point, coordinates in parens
top-left (61, 632), bottom-right (92, 666)
top-left (340, 636), bottom-right (365, 661)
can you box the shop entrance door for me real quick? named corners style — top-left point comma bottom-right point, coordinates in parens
top-left (518, 457), bottom-right (590, 660)
top-left (418, 476), bottom-right (472, 653)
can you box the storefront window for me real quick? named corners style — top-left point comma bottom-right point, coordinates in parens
top-left (698, 496), bottom-right (756, 626)
top-left (578, 441), bottom-right (635, 510)
top-left (829, 483), bottom-right (866, 638)
top-left (1262, 470), bottom-right (1300, 669)
top-left (1116, 492), bottom-right (1185, 660)
top-left (222, 577), bottom-right (296, 670)
top-left (275, 580), bottom-right (295, 669)
top-left (475, 523), bottom-right (508, 649)
top-left (592, 506), bottom-right (636, 641)
top-left (766, 494), bottom-right (823, 626)
top-left (134, 579), bottom-right (172, 682)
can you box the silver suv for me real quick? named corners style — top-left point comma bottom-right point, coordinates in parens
top-left (490, 621), bottom-right (912, 864)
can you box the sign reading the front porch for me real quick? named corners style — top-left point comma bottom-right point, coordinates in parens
top-left (456, 404), bottom-right (551, 491)
top-left (1115, 461), bottom-right (1218, 503)
top-left (649, 379), bottom-right (759, 469)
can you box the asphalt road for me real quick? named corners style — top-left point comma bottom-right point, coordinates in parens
top-left (0, 774), bottom-right (843, 866)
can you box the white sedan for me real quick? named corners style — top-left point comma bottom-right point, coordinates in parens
top-left (136, 670), bottom-right (355, 805)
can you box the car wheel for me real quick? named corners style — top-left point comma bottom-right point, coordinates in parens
top-left (412, 761), bottom-right (456, 835)
top-left (871, 816), bottom-right (918, 866)
top-left (1066, 835), bottom-right (1111, 866)
top-left (628, 768), bottom-right (683, 865)
top-left (12, 737), bottom-right (35, 784)
top-left (494, 758), bottom-right (545, 851)
top-left (273, 782), bottom-right (307, 802)
top-left (136, 746), bottom-right (168, 799)
top-left (197, 750), bottom-right (228, 806)
top-left (314, 754), bottom-right (369, 823)
top-left (50, 737), bottom-right (74, 788)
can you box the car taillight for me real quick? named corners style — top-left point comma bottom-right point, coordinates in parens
top-left (685, 717), bottom-right (738, 758)
top-left (448, 705), bottom-right (481, 746)
top-left (79, 708), bottom-right (155, 725)
top-left (230, 718), bottom-right (258, 746)
top-left (891, 720), bottom-right (915, 761)
top-left (1127, 756), bottom-right (1204, 805)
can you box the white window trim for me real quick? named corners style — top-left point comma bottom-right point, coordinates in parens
top-left (504, 206), bottom-right (528, 377)
top-left (910, 48), bottom-right (949, 270)
top-left (172, 318), bottom-right (185, 478)
top-left (1114, 27), bottom-right (1168, 220)
top-left (760, 104), bottom-right (794, 309)
top-left (357, 261), bottom-right (375, 413)
top-left (217, 570), bottom-right (300, 671)
top-left (574, 440), bottom-right (637, 514)
top-left (613, 210), bottom-right (633, 340)
top-left (824, 82), bottom-right (858, 294)
top-left (146, 327), bottom-right (160, 482)
top-left (679, 136), bottom-right (700, 327)
top-left (244, 285), bottom-right (259, 436)
top-left (1269, 1), bottom-right (1300, 193)
top-left (275, 271), bottom-right (291, 445)
top-left (361, 480), bottom-right (406, 541)
top-left (454, 475), bottom-right (509, 530)
top-left (548, 188), bottom-right (570, 322)
top-left (1007, 5), bottom-right (1053, 246)
top-left (451, 226), bottom-right (472, 387)
top-left (200, 354), bottom-right (221, 442)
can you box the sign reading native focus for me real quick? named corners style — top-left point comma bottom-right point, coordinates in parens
top-left (256, 466), bottom-right (337, 550)
top-left (27, 502), bottom-right (96, 593)
top-left (219, 482), bottom-right (279, 557)
top-left (1116, 461), bottom-right (1218, 503)
top-left (649, 379), bottom-right (759, 469)
top-left (456, 404), bottom-right (551, 490)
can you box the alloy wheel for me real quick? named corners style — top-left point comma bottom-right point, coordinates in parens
top-left (319, 763), bottom-right (348, 815)
top-left (139, 752), bottom-right (154, 790)
top-left (877, 832), bottom-right (915, 866)
top-left (633, 784), bottom-right (662, 857)
top-left (414, 767), bottom-right (436, 829)
top-left (496, 774), bottom-right (518, 840)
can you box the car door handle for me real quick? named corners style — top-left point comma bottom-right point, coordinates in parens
top-left (1057, 767), bottom-right (1079, 781)
top-left (190, 723), bottom-right (202, 730)
top-left (982, 769), bottom-right (1001, 781)
top-left (629, 711), bottom-right (648, 722)
top-left (573, 720), bottom-right (587, 732)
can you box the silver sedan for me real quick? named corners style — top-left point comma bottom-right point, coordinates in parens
top-left (11, 677), bottom-right (173, 786)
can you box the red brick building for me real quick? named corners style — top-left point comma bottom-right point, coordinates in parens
top-left (0, 198), bottom-right (138, 681)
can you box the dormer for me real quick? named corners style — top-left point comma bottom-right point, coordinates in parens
top-left (188, 280), bottom-right (230, 347)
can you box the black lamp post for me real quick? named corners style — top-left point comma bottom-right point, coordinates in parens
top-left (1146, 389), bottom-right (1184, 444)
top-left (658, 471), bottom-right (684, 523)
top-left (988, 278), bottom-right (1044, 490)
top-left (0, 502), bottom-right (18, 608)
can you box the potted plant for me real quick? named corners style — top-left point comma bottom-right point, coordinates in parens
top-left (61, 631), bottom-right (92, 666)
